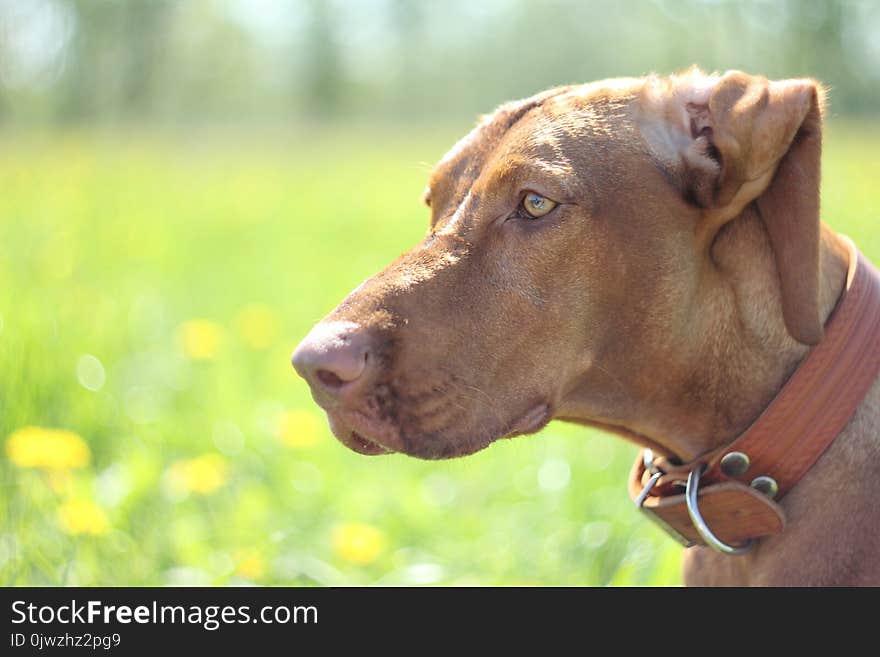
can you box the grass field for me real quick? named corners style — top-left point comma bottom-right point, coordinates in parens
top-left (1, 120), bottom-right (878, 586)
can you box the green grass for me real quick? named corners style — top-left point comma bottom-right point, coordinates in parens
top-left (1, 120), bottom-right (878, 586)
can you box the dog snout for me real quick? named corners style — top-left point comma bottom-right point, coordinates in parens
top-left (291, 321), bottom-right (374, 402)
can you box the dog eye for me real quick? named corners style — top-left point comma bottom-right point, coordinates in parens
top-left (522, 193), bottom-right (557, 218)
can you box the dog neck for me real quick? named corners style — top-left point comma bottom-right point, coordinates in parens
top-left (658, 208), bottom-right (850, 460)
top-left (561, 206), bottom-right (851, 462)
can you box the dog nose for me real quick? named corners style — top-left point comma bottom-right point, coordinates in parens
top-left (291, 321), bottom-right (372, 398)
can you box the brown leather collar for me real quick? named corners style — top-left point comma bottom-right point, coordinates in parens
top-left (628, 239), bottom-right (880, 551)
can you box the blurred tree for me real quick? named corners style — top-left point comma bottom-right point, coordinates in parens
top-left (156, 1), bottom-right (262, 121)
top-left (119, 0), bottom-right (172, 118)
top-left (301, 0), bottom-right (344, 117)
top-left (388, 0), bottom-right (425, 112)
top-left (56, 0), bottom-right (116, 122)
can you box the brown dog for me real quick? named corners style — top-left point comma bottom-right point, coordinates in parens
top-left (292, 69), bottom-right (880, 586)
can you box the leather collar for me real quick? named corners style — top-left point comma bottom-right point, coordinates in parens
top-left (628, 238), bottom-right (880, 551)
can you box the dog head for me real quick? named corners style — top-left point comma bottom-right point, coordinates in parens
top-left (292, 69), bottom-right (825, 459)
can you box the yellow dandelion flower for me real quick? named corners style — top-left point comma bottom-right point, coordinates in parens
top-left (6, 426), bottom-right (91, 471)
top-left (332, 523), bottom-right (387, 565)
top-left (177, 319), bottom-right (224, 360)
top-left (166, 454), bottom-right (229, 495)
top-left (234, 304), bottom-right (280, 350)
top-left (276, 409), bottom-right (323, 448)
top-left (58, 500), bottom-right (109, 536)
top-left (234, 552), bottom-right (266, 580)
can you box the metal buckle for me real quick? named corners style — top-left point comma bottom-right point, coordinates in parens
top-left (685, 464), bottom-right (753, 555)
top-left (634, 451), bottom-right (694, 547)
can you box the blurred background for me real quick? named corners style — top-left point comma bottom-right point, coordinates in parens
top-left (1, 0), bottom-right (878, 586)
top-left (3, 0), bottom-right (880, 123)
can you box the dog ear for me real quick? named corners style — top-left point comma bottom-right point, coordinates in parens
top-left (646, 71), bottom-right (825, 345)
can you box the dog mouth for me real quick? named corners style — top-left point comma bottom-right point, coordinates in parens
top-left (502, 403), bottom-right (552, 438)
top-left (327, 412), bottom-right (396, 456)
top-left (325, 402), bottom-right (552, 458)
top-left (342, 430), bottom-right (391, 456)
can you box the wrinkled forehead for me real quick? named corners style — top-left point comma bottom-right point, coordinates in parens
top-left (426, 79), bottom-right (643, 213)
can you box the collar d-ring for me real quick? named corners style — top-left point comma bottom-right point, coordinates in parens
top-left (686, 464), bottom-right (753, 555)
